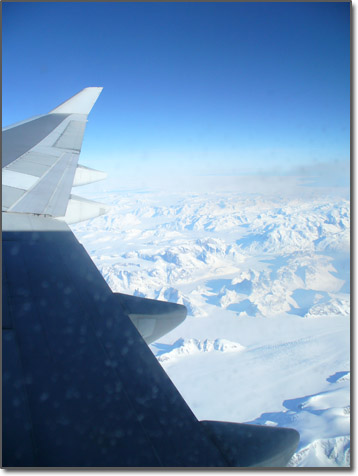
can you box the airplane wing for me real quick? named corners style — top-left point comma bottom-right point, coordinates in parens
top-left (2, 88), bottom-right (299, 467)
top-left (2, 88), bottom-right (108, 223)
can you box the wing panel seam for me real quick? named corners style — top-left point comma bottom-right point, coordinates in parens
top-left (6, 154), bottom-right (65, 212)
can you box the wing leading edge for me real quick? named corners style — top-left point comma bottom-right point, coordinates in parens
top-left (2, 88), bottom-right (299, 467)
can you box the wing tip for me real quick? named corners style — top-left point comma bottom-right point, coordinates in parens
top-left (50, 87), bottom-right (103, 115)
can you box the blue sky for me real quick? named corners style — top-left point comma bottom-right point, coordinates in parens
top-left (3, 2), bottom-right (350, 185)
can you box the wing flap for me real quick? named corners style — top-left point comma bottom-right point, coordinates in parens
top-left (10, 152), bottom-right (78, 216)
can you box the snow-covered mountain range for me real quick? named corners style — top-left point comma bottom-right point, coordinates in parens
top-left (71, 184), bottom-right (350, 467)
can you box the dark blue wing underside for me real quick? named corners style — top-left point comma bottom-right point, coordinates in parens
top-left (3, 221), bottom-right (230, 467)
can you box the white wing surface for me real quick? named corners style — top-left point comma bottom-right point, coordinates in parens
top-left (2, 88), bottom-right (107, 223)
